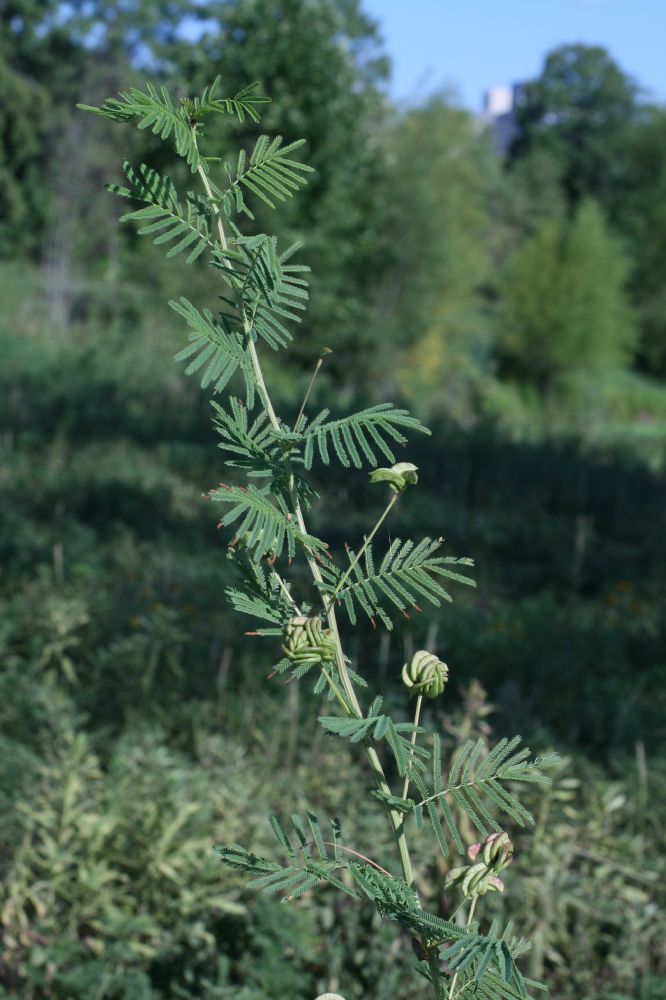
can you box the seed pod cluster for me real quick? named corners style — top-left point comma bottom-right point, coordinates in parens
top-left (444, 832), bottom-right (514, 898)
top-left (282, 616), bottom-right (336, 665)
top-left (401, 650), bottom-right (449, 699)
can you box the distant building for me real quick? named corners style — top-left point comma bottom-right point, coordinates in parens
top-left (481, 83), bottom-right (526, 155)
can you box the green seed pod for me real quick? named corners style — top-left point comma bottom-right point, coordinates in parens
top-left (368, 462), bottom-right (418, 493)
top-left (282, 616), bottom-right (336, 665)
top-left (445, 861), bottom-right (505, 898)
top-left (401, 650), bottom-right (449, 699)
top-left (443, 864), bottom-right (468, 890)
top-left (446, 831), bottom-right (513, 898)
top-left (462, 862), bottom-right (492, 897)
top-left (482, 831), bottom-right (513, 872)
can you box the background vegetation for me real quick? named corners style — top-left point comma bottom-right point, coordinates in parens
top-left (1, 2), bottom-right (664, 998)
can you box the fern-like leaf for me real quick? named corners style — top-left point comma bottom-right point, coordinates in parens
top-left (213, 233), bottom-right (309, 350)
top-left (297, 403), bottom-right (430, 470)
top-left (319, 696), bottom-right (429, 778)
top-left (216, 813), bottom-right (357, 899)
top-left (413, 738), bottom-right (560, 856)
top-left (349, 864), bottom-right (471, 945)
top-left (220, 134), bottom-right (314, 218)
top-left (169, 297), bottom-right (255, 401)
top-left (211, 482), bottom-right (327, 561)
top-left (79, 79), bottom-right (269, 169)
top-left (318, 537), bottom-right (475, 629)
top-left (79, 83), bottom-right (202, 169)
top-left (212, 397), bottom-right (277, 472)
top-left (181, 77), bottom-right (270, 124)
top-left (442, 921), bottom-right (543, 1000)
top-left (109, 161), bottom-right (215, 262)
top-left (224, 550), bottom-right (293, 626)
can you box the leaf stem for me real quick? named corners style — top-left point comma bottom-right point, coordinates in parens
top-left (428, 952), bottom-right (443, 1000)
top-left (329, 490), bottom-right (400, 607)
top-left (316, 841), bottom-right (393, 877)
top-left (292, 351), bottom-right (329, 432)
top-left (272, 568), bottom-right (300, 614)
top-left (318, 664), bottom-right (351, 714)
top-left (197, 157), bottom-right (228, 251)
top-left (402, 694), bottom-right (423, 800)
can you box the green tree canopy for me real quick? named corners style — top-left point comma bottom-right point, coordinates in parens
top-left (375, 95), bottom-right (502, 417)
top-left (509, 44), bottom-right (639, 207)
top-left (182, 0), bottom-right (391, 374)
top-left (499, 199), bottom-right (636, 387)
top-left (0, 58), bottom-right (48, 254)
top-left (613, 107), bottom-right (666, 375)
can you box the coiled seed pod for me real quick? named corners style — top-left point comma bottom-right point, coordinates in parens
top-left (282, 616), bottom-right (336, 665)
top-left (401, 650), bottom-right (449, 699)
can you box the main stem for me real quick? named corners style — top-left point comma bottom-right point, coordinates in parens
top-left (447, 896), bottom-right (478, 1000)
top-left (197, 154), bottom-right (416, 890)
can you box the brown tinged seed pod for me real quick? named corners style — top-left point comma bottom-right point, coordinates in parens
top-left (401, 650), bottom-right (449, 699)
top-left (445, 861), bottom-right (504, 899)
top-left (446, 832), bottom-right (514, 899)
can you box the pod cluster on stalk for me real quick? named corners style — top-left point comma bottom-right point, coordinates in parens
top-left (401, 650), bottom-right (449, 699)
top-left (444, 832), bottom-right (514, 898)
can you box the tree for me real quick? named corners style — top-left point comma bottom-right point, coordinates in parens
top-left (509, 45), bottom-right (638, 207)
top-left (0, 0), bottom-right (212, 265)
top-left (498, 199), bottom-right (636, 387)
top-left (0, 58), bottom-right (49, 255)
top-left (374, 95), bottom-right (501, 417)
top-left (182, 0), bottom-right (392, 374)
top-left (613, 107), bottom-right (666, 375)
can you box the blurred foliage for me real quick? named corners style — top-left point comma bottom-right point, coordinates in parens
top-left (498, 199), bottom-right (636, 387)
top-left (1, 3), bottom-right (666, 998)
top-left (614, 107), bottom-right (666, 376)
top-left (379, 96), bottom-right (500, 420)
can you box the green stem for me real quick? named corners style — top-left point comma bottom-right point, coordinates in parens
top-left (293, 352), bottom-right (327, 432)
top-left (318, 664), bottom-right (350, 714)
top-left (294, 498), bottom-right (416, 888)
top-left (328, 490), bottom-right (400, 608)
top-left (196, 142), bottom-right (416, 890)
top-left (402, 694), bottom-right (423, 800)
top-left (447, 896), bottom-right (478, 1000)
top-left (272, 568), bottom-right (300, 614)
top-left (428, 952), bottom-right (443, 1000)
top-left (197, 159), bottom-right (228, 250)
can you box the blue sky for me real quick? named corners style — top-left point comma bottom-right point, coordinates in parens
top-left (363, 1), bottom-right (662, 109)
